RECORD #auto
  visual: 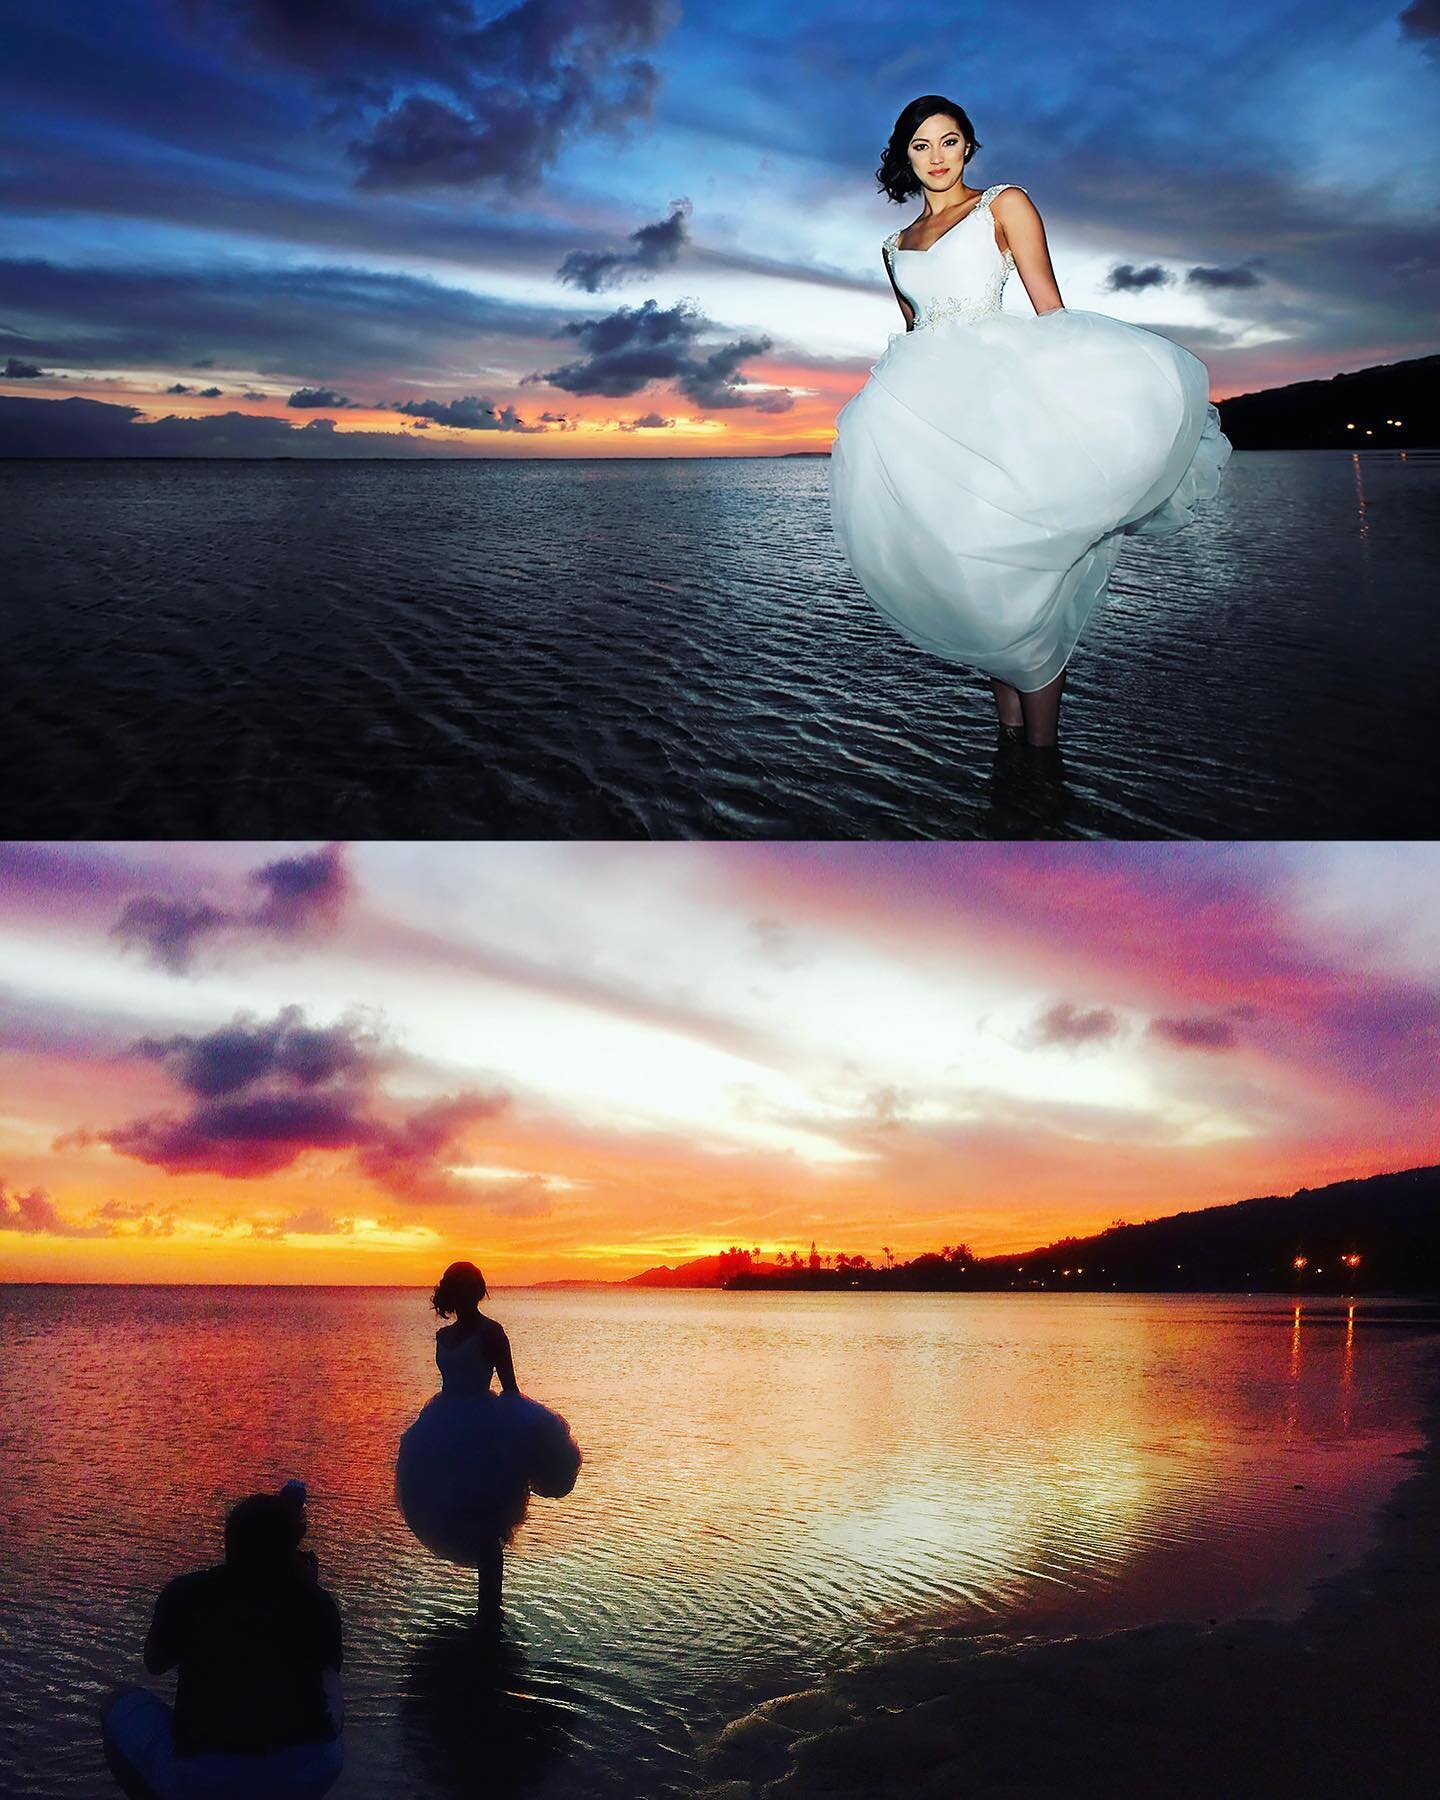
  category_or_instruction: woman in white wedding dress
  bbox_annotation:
[395,1261,581,1623]
[829,95,1231,749]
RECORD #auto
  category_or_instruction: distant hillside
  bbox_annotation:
[723,1166,1440,1295]
[973,1165,1440,1293]
[1216,354,1437,450]
[625,1250,784,1288]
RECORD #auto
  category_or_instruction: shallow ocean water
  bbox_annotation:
[0,1285,1433,1799]
[2,451,1436,838]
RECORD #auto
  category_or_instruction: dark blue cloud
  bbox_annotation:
[1107,264,1171,292]
[179,0,681,193]
[531,296,794,412]
[1399,0,1440,55]
[1186,264,1264,290]
[0,393,519,456]
[287,386,357,409]
[0,255,567,384]
[557,200,692,292]
[390,395,545,432]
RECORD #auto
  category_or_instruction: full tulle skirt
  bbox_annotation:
[828,307,1232,691]
[395,1391,581,1565]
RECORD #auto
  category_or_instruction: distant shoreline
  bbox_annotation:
[0,444,1435,462]
[2,439,1425,460]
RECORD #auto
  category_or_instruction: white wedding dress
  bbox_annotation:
[829,184,1232,691]
[394,1329,581,1565]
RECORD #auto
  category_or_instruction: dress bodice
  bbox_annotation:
[436,1329,497,1398]
[883,184,1025,330]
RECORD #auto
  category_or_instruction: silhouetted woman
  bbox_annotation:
[395,1261,581,1625]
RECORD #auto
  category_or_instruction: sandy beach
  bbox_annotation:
[702,1344,1440,1800]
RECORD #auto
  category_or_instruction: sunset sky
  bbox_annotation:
[2,1,1437,457]
[2,839,1437,1284]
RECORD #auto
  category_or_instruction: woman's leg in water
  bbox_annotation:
[1018,668,1066,749]
[989,677,1024,732]
[477,1539,503,1626]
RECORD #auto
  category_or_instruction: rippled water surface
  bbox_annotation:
[2,452,1436,837]
[1,1286,1433,1799]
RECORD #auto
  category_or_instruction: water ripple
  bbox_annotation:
[2,452,1437,837]
[0,1287,1431,1798]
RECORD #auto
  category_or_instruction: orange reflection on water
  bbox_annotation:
[1,1285,1432,1766]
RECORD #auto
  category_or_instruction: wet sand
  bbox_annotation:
[702,1346,1440,1800]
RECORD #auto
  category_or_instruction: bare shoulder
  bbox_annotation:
[990,185,1038,217]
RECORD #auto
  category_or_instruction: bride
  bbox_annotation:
[829,94,1231,749]
[395,1262,581,1624]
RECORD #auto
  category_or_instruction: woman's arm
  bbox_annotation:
[993,190,1064,315]
[492,1322,519,1394]
[884,250,916,331]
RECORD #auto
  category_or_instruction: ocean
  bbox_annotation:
[1,1284,1433,1798]
[2,451,1436,839]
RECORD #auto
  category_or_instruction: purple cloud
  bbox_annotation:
[1029,1001,1123,1047]
[1147,1015,1239,1051]
[99,1003,509,1196]
[249,844,352,933]
[105,1089,382,1178]
[133,1006,384,1099]
[112,843,351,973]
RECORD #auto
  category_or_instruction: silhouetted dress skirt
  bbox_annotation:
[396,1388,581,1565]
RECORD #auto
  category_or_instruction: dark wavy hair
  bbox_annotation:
[432,1260,487,1315]
[876,95,982,203]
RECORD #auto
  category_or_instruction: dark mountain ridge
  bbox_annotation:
[1215,353,1436,450]
[713,1166,1440,1295]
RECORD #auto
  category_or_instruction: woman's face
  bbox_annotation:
[907,113,968,193]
